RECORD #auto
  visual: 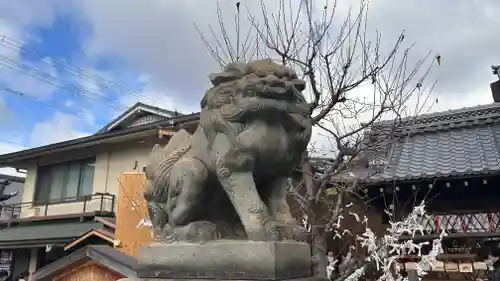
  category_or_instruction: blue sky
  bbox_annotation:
[0,0,499,159]
[0,11,146,150]
[0,1,225,156]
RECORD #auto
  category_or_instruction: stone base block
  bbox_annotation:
[137,240,313,280]
[122,277,330,281]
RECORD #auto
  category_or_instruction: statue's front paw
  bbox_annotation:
[156,224,178,243]
[290,225,309,241]
[265,221,307,241]
[153,227,163,241]
[264,221,290,241]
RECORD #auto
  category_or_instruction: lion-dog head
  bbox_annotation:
[200,59,312,152]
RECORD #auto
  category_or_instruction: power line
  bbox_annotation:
[0,54,129,111]
[0,88,74,150]
[2,87,94,129]
[0,139,29,149]
[0,35,163,106]
[2,87,66,111]
[0,88,96,151]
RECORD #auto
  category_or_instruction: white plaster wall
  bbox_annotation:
[18,139,162,218]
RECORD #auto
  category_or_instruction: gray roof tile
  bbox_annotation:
[344,103,500,183]
[0,221,103,246]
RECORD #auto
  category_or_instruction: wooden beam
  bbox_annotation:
[401,231,500,241]
[64,230,115,251]
[0,212,100,226]
[94,217,116,229]
[401,261,489,272]
[157,128,174,139]
[400,253,477,261]
[32,246,137,281]
[116,173,152,257]
[53,260,95,281]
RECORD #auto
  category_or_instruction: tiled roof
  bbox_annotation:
[369,102,500,137]
[0,221,103,248]
[347,102,500,183]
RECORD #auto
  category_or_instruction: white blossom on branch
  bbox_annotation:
[337,202,445,281]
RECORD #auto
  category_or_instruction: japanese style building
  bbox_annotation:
[342,75,500,280]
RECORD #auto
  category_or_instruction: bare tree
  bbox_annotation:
[195,0,441,279]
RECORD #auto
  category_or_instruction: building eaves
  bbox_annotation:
[63,227,116,251]
[0,173,25,183]
[94,216,116,229]
[340,102,500,184]
[0,112,200,165]
[369,102,500,135]
[0,221,104,248]
[96,102,181,134]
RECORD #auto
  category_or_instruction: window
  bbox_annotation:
[34,158,95,203]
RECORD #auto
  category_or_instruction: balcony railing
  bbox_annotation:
[0,193,115,221]
[420,212,500,235]
[396,212,500,257]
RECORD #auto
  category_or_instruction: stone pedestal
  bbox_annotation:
[134,240,323,281]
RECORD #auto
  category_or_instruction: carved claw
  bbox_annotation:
[265,219,309,241]
[265,221,281,241]
[263,221,296,241]
[153,227,163,241]
[159,224,176,243]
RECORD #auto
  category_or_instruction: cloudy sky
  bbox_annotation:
[0,0,499,159]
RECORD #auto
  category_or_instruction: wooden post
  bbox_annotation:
[115,172,152,257]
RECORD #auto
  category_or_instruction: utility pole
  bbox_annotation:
[492,65,500,80]
[0,179,18,202]
[491,65,500,102]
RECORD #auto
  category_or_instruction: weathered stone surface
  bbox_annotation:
[144,59,313,243]
[137,241,312,280]
[124,278,327,281]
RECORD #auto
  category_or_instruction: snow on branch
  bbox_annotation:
[335,202,446,281]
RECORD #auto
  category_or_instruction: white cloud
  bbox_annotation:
[0,1,58,31]
[117,82,200,117]
[0,1,61,68]
[0,167,26,177]
[70,0,306,104]
[64,100,74,108]
[0,0,498,160]
[0,57,60,100]
[0,139,28,177]
[70,0,499,159]
[66,66,113,96]
[430,88,494,113]
[0,98,12,124]
[0,1,107,153]
[29,110,96,146]
[0,0,59,61]
[70,0,500,105]
[0,0,67,133]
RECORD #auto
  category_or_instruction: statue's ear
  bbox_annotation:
[208,72,235,86]
[292,79,306,92]
[209,62,245,86]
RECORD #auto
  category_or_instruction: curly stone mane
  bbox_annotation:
[199,59,312,145]
[143,60,314,243]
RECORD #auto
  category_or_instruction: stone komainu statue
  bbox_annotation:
[144,59,312,243]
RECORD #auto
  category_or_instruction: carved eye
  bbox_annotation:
[292,79,306,92]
